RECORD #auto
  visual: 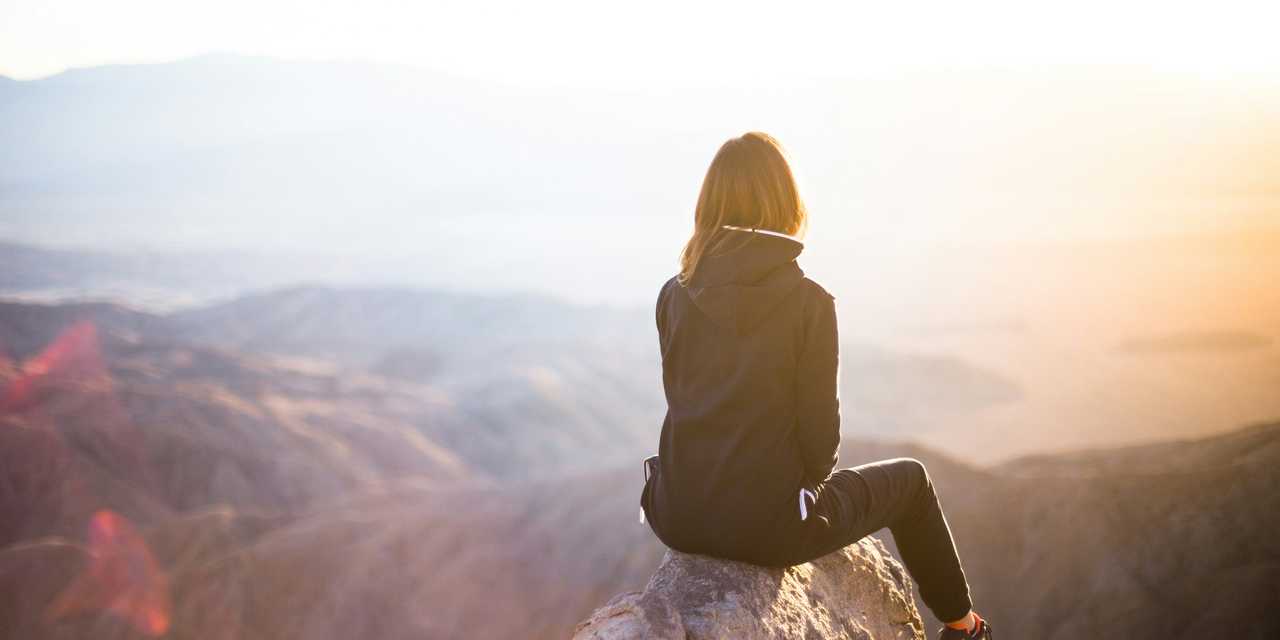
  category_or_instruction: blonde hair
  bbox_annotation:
[678,132,808,286]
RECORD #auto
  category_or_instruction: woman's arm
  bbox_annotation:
[795,288,841,486]
[656,277,675,353]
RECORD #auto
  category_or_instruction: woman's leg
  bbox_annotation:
[806,457,973,624]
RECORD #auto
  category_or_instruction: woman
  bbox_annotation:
[639,132,991,640]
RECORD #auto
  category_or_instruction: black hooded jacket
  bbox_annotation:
[641,227,841,566]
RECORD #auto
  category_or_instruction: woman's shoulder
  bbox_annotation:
[799,276,836,302]
[657,275,680,302]
[655,275,681,316]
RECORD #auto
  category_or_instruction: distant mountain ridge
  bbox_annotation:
[4,55,1278,258]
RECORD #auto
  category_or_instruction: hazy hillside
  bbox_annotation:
[167,285,650,367]
[0,290,1045,473]
[0,296,661,504]
[4,383,1275,638]
[2,293,1278,638]
[0,308,476,548]
[964,423,1280,639]
[0,469,664,640]
[6,247,1280,461]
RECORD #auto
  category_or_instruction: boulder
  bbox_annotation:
[573,537,925,640]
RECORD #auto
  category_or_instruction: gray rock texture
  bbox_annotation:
[573,537,925,640]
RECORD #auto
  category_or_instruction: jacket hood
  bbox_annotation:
[685,229,806,335]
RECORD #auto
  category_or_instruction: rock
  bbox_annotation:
[572,537,925,640]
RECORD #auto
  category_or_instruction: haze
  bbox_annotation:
[2,58,1278,294]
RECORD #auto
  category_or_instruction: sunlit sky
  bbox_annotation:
[3,0,1279,306]
[3,1,1280,86]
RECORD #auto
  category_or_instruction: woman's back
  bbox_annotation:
[642,227,841,566]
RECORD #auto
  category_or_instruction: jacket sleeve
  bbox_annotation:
[655,277,674,353]
[795,288,841,486]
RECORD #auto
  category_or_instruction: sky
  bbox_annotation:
[3,1,1280,86]
[2,0,1279,308]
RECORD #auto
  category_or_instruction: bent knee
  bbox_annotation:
[893,457,933,491]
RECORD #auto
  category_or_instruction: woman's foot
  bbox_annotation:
[937,611,991,639]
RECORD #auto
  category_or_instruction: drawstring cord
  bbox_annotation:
[798,488,817,521]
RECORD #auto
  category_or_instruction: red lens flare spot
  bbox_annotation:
[1,321,106,413]
[47,510,172,636]
[23,320,102,377]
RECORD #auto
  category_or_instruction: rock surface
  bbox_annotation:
[573,537,925,640]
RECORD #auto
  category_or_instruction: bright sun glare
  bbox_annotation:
[3,1,1280,85]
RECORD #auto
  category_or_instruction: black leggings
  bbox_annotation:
[800,458,973,623]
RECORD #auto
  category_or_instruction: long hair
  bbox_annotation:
[678,131,808,286]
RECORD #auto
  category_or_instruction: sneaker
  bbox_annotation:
[937,617,992,640]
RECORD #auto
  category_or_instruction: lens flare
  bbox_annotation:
[0,321,105,412]
[1,323,170,634]
[47,510,172,636]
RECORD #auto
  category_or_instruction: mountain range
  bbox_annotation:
[1,291,1277,638]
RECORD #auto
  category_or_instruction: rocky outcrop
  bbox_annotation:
[573,537,925,640]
